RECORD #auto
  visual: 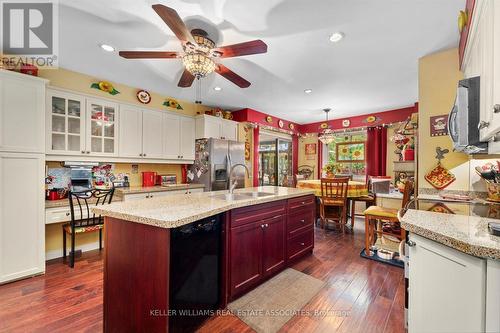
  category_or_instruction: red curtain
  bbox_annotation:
[366,126,387,179]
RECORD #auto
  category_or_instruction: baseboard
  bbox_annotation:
[45,241,101,261]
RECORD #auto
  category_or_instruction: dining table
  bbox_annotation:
[296,179,369,198]
[296,179,370,229]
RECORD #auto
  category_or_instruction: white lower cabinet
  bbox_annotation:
[408,234,486,333]
[0,153,45,284]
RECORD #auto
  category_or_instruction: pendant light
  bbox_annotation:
[318,108,335,144]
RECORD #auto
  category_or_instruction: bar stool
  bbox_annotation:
[363,180,413,256]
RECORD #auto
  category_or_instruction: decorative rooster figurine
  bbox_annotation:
[435,147,449,163]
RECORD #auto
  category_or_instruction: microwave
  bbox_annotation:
[448,76,487,154]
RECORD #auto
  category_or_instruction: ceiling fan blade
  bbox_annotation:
[214,40,267,58]
[119,51,180,59]
[215,64,251,88]
[178,69,195,88]
[152,4,195,43]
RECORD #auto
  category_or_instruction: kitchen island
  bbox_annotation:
[93,186,316,333]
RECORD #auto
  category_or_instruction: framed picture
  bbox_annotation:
[430,115,449,137]
[336,141,365,162]
[305,143,316,155]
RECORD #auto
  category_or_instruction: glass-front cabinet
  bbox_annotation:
[47,90,85,154]
[86,99,118,155]
[47,90,118,156]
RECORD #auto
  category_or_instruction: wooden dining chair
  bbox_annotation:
[363,179,413,256]
[64,188,115,267]
[319,177,350,233]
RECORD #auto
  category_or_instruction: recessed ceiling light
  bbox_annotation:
[304,89,312,94]
[214,86,222,91]
[100,44,115,52]
[329,32,345,43]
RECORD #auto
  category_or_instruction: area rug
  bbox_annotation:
[227,268,324,333]
[360,248,404,268]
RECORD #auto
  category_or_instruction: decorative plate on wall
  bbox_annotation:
[266,116,273,123]
[342,119,350,127]
[289,123,295,130]
[320,123,328,129]
[278,119,284,128]
[136,90,151,104]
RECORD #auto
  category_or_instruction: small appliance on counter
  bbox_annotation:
[64,161,98,191]
[112,176,130,188]
[46,188,68,200]
[157,174,177,186]
[142,171,157,187]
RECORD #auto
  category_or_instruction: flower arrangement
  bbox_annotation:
[90,81,120,95]
[322,164,337,177]
[163,98,183,110]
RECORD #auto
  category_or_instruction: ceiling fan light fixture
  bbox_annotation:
[182,53,216,78]
[329,32,345,43]
[214,86,222,91]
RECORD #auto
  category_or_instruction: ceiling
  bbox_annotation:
[59,0,465,124]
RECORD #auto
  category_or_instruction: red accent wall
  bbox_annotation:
[253,126,259,187]
[299,105,417,134]
[232,108,301,135]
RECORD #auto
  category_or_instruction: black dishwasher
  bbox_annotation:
[169,214,222,333]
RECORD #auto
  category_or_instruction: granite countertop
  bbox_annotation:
[92,186,315,229]
[376,191,403,199]
[401,209,500,260]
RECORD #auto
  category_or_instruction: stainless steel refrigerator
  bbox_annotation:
[187,138,246,191]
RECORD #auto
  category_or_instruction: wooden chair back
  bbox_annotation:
[297,165,314,180]
[320,177,350,202]
[68,188,115,230]
[401,179,414,208]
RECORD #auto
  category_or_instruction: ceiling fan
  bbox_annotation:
[119,4,267,89]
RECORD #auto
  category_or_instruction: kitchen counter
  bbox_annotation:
[401,209,500,260]
[45,196,122,209]
[113,183,205,197]
[92,186,315,229]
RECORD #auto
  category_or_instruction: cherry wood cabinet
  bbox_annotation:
[227,195,314,300]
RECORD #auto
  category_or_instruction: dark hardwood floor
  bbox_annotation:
[0,220,405,333]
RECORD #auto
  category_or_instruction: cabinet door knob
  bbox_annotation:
[494,104,500,114]
[139,153,142,157]
[300,242,305,246]
[478,121,490,130]
[261,224,265,229]
[86,151,90,154]
[81,150,85,154]
[144,153,146,157]
[300,219,305,223]
[66,212,70,216]
[301,201,305,205]
[407,240,416,247]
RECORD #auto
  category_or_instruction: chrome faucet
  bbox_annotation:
[229,163,249,194]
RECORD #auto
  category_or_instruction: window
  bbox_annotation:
[326,132,367,177]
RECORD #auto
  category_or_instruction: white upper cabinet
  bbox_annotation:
[463,0,500,141]
[142,110,164,159]
[163,113,180,159]
[86,98,119,156]
[0,70,47,153]
[179,117,196,160]
[46,90,86,155]
[118,105,143,158]
[45,88,196,162]
[195,114,238,140]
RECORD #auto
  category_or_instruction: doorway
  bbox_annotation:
[258,131,293,187]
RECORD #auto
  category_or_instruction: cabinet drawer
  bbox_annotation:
[288,195,315,213]
[287,227,314,261]
[231,200,286,228]
[287,209,314,237]
[45,207,87,224]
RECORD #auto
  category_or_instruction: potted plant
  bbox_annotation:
[322,164,336,178]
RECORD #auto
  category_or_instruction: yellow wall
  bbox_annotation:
[298,134,319,179]
[39,67,211,117]
[418,48,469,191]
[418,48,500,192]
